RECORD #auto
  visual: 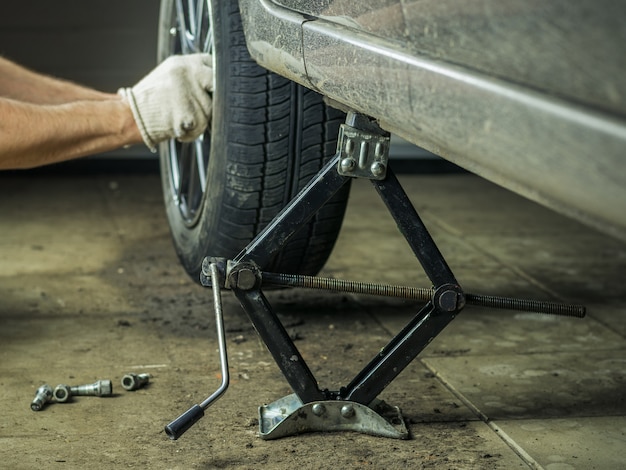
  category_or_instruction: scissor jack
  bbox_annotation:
[165,112,585,440]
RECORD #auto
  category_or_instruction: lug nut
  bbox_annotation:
[70,379,113,397]
[53,384,72,403]
[121,373,150,391]
[31,384,53,411]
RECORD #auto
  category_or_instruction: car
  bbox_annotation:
[158,0,626,281]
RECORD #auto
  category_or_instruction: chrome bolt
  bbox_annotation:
[53,384,72,403]
[311,403,326,416]
[340,158,356,173]
[340,404,355,418]
[370,161,386,178]
[70,379,113,397]
[31,384,53,411]
[121,373,150,391]
[169,27,177,37]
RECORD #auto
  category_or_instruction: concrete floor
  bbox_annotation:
[0,169,624,469]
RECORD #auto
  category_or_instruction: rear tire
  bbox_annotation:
[157,0,349,281]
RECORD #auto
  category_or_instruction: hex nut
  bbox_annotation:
[121,373,150,391]
[97,379,113,396]
[53,384,72,403]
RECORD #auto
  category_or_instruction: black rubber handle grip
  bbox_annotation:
[164,404,205,440]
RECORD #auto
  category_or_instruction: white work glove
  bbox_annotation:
[119,53,213,152]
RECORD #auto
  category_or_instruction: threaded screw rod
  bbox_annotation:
[465,293,584,317]
[261,272,585,318]
[263,271,433,300]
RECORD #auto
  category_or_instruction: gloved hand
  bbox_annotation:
[119,53,213,152]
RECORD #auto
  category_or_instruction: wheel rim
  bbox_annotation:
[167,0,214,227]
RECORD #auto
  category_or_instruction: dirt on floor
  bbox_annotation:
[2,172,625,469]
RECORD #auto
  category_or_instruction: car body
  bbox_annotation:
[238,0,626,241]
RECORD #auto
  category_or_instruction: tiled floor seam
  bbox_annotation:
[420,359,545,470]
[354,292,542,468]
[422,211,625,338]
[422,210,576,305]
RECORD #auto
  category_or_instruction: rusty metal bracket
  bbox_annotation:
[259,393,408,440]
[336,117,390,180]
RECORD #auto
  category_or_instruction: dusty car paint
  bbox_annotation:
[278,0,626,116]
[238,0,626,241]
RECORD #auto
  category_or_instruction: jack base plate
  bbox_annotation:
[258,393,409,440]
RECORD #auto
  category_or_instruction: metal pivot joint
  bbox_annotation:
[167,112,585,440]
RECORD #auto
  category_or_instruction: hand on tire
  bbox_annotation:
[120,53,213,151]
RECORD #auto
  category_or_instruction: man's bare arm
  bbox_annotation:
[0,54,213,169]
[0,56,113,104]
[0,96,143,169]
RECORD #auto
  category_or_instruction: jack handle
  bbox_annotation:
[165,262,230,440]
